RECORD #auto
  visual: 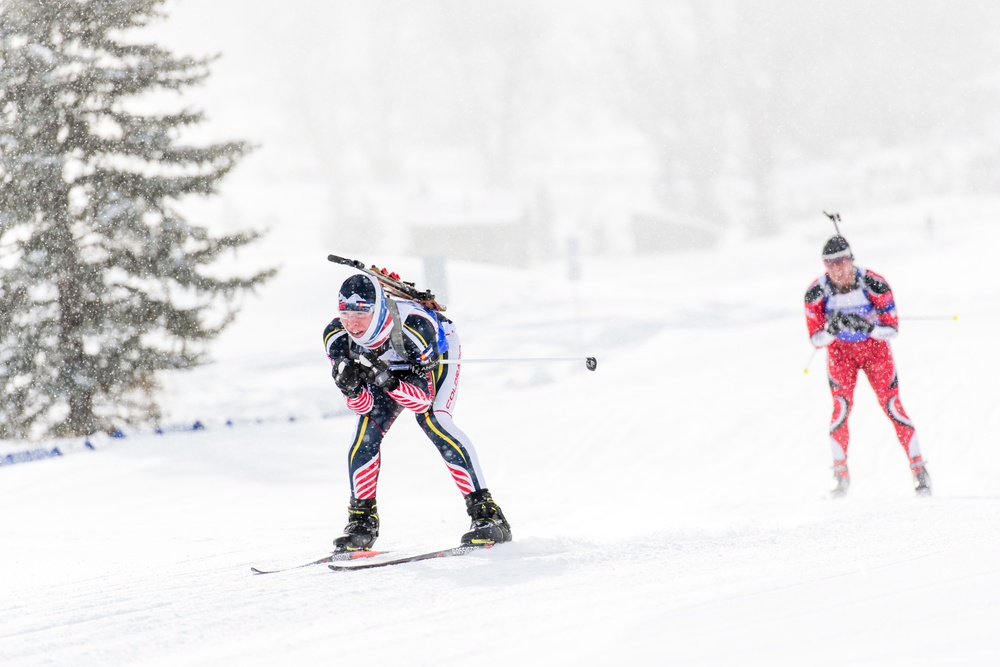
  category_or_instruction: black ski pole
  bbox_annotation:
[388,357,598,372]
[438,356,598,371]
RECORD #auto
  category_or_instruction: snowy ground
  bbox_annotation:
[2,209,999,666]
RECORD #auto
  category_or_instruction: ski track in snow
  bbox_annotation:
[3,219,1000,666]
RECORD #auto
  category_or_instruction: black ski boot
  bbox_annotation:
[911,457,932,497]
[333,497,379,552]
[461,489,512,546]
[830,463,850,498]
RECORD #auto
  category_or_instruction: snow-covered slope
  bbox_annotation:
[2,213,999,666]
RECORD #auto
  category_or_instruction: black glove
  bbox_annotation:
[825,311,848,335]
[842,313,875,334]
[357,354,400,392]
[332,358,364,398]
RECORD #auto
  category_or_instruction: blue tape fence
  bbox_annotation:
[0,407,350,469]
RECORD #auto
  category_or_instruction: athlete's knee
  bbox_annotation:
[415,409,433,430]
[831,393,851,413]
[883,393,915,426]
[830,395,851,430]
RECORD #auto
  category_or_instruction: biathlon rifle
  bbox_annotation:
[327,254,446,312]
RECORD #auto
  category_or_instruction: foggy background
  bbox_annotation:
[6,5,1000,663]
[150,0,1000,270]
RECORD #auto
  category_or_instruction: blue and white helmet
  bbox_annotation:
[338,274,394,349]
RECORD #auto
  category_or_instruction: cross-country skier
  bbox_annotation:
[804,235,932,497]
[323,273,513,551]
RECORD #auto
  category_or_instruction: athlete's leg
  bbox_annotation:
[827,342,861,469]
[862,340,922,460]
[345,390,403,499]
[417,325,511,543]
[416,326,489,495]
[334,390,403,551]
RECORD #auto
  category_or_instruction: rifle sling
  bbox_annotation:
[383,296,410,361]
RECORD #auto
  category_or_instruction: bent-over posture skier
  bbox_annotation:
[804,235,931,497]
[324,273,512,550]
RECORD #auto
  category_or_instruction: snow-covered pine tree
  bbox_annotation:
[0,0,274,439]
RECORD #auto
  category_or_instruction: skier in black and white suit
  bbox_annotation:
[323,273,512,551]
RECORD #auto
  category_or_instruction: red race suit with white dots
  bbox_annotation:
[804,267,923,469]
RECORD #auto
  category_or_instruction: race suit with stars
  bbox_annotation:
[324,300,487,501]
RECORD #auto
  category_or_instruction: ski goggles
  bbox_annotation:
[338,297,373,312]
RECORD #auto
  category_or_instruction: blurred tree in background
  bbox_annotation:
[260,0,1000,254]
[0,0,274,439]
[607,0,1000,235]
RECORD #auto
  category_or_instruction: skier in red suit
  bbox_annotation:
[804,235,931,497]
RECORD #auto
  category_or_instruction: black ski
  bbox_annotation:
[251,549,383,575]
[328,545,490,571]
